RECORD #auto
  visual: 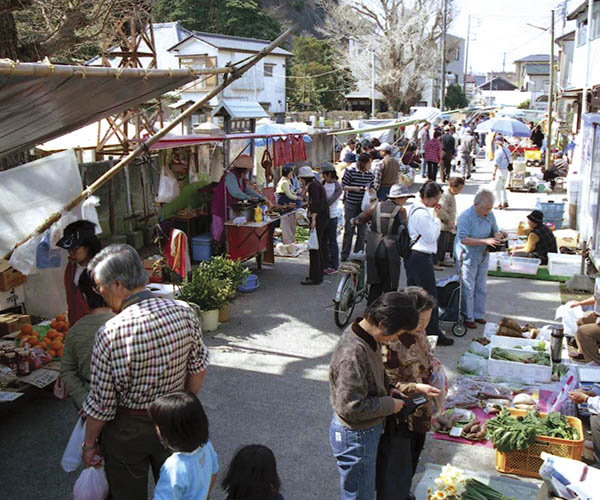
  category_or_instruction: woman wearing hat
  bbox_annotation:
[512,210,557,265]
[321,163,343,274]
[57,220,102,326]
[353,183,414,305]
[210,155,270,242]
[298,166,329,285]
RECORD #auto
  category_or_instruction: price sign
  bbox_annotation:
[0,391,23,402]
[19,369,58,388]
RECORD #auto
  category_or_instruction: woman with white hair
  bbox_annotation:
[492,136,511,210]
[455,189,505,329]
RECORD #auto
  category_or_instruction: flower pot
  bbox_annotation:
[218,303,230,323]
[201,309,219,332]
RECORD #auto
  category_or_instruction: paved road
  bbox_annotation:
[0,156,563,499]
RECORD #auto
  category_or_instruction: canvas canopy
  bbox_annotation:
[0,61,198,159]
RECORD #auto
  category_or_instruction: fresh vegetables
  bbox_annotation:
[491,347,551,366]
[432,412,456,433]
[533,340,547,352]
[511,393,537,411]
[461,420,488,441]
[427,465,516,500]
[463,479,516,500]
[487,408,579,452]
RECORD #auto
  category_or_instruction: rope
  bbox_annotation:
[114,67,124,80]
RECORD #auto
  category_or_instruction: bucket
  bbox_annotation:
[201,309,219,332]
[219,303,230,323]
[238,274,259,293]
[191,234,212,262]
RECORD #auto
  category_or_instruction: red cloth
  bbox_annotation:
[210,170,249,241]
[292,135,307,162]
[64,261,90,326]
[282,137,293,164]
[273,139,285,167]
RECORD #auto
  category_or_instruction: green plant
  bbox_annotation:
[200,256,250,301]
[179,270,229,311]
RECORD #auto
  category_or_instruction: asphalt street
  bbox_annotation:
[0,156,566,499]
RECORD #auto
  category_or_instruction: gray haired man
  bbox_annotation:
[81,244,209,500]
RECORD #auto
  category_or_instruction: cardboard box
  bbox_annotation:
[0,261,26,292]
[0,313,31,337]
[0,285,25,311]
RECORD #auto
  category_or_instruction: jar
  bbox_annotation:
[16,349,30,376]
[5,352,18,373]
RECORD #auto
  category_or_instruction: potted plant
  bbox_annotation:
[179,268,229,332]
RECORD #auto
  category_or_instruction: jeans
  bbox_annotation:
[102,412,171,500]
[460,253,489,322]
[405,251,440,336]
[376,420,412,500]
[420,156,427,177]
[330,415,383,500]
[377,186,391,201]
[325,216,340,270]
[426,161,439,181]
[461,153,472,178]
[495,168,509,205]
[342,203,366,261]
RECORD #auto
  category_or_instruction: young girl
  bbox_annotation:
[222,445,283,500]
[150,392,218,500]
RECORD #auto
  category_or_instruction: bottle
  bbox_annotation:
[254,205,263,223]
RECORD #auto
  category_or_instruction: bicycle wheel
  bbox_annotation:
[334,274,357,328]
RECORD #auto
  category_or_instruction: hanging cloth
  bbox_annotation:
[292,135,307,162]
[273,138,285,167]
[165,229,191,278]
[282,137,293,164]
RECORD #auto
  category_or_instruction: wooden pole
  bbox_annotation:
[3,27,295,260]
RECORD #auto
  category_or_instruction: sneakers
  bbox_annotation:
[437,334,454,346]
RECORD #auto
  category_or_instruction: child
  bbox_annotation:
[150,392,218,500]
[222,445,283,500]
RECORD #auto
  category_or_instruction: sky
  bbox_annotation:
[449,0,578,74]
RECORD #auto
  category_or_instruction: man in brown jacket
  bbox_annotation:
[373,142,400,200]
[329,292,419,500]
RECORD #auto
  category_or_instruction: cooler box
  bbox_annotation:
[547,253,581,277]
[191,234,212,262]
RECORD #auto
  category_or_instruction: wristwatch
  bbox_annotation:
[81,441,97,451]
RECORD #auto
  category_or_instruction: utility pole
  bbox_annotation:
[546,9,555,173]
[463,14,471,93]
[502,52,506,73]
[371,50,376,118]
[440,0,448,111]
[583,0,594,114]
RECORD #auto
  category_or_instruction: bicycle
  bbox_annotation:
[333,252,369,328]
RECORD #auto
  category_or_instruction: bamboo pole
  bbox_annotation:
[3,27,295,260]
[0,61,234,78]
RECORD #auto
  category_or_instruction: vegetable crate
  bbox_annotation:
[488,346,552,384]
[495,408,584,478]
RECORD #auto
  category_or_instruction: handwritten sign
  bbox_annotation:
[0,391,23,402]
[19,369,58,388]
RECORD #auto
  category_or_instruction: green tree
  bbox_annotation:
[152,0,281,40]
[445,84,469,110]
[518,99,531,109]
[287,35,354,111]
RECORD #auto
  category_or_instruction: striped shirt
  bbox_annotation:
[83,297,209,421]
[342,164,374,205]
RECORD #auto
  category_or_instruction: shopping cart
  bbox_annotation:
[436,257,467,337]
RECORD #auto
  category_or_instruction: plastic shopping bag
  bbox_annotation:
[307,229,319,250]
[155,166,180,203]
[361,188,372,212]
[73,467,109,500]
[429,357,448,417]
[555,302,584,336]
[548,367,579,413]
[61,417,86,472]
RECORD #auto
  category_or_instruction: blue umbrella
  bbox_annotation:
[475,117,531,137]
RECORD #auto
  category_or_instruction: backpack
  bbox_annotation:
[394,206,425,259]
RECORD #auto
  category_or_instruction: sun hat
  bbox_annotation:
[375,142,393,152]
[56,220,97,250]
[527,210,544,224]
[297,166,315,179]
[388,183,416,199]
[232,155,253,169]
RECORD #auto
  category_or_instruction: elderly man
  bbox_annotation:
[459,128,477,179]
[81,244,209,500]
[373,142,400,200]
[456,189,505,329]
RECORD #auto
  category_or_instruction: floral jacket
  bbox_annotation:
[382,332,433,433]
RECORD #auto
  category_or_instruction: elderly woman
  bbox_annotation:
[512,209,557,265]
[377,287,442,500]
[456,189,505,329]
[60,272,114,409]
[329,292,419,500]
[434,176,465,269]
[276,166,301,246]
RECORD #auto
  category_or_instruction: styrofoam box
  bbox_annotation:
[488,344,553,383]
[500,256,542,275]
[547,252,582,277]
[490,335,550,353]
[483,322,499,338]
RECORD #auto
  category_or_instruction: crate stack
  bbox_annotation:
[536,199,565,230]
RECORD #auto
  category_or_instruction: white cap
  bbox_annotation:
[375,142,393,152]
[297,166,315,178]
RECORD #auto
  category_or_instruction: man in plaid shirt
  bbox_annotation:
[81,244,208,500]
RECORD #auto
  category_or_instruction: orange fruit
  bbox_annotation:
[47,330,59,339]
[56,314,66,322]
[48,349,57,358]
[57,348,63,358]
[50,340,63,351]
[39,341,48,350]
[50,320,58,330]
[21,324,33,335]
[26,337,39,346]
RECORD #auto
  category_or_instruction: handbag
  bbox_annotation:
[502,148,513,172]
[307,229,319,250]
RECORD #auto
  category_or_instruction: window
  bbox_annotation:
[454,47,460,61]
[577,19,588,46]
[593,7,600,40]
[179,56,217,89]
[264,63,275,78]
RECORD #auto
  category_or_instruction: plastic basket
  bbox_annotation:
[536,200,565,217]
[495,408,584,478]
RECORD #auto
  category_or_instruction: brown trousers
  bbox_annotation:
[575,312,600,365]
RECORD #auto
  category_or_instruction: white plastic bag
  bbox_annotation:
[61,417,86,472]
[73,467,109,500]
[155,166,180,203]
[457,352,488,377]
[548,367,579,413]
[555,302,584,336]
[467,341,490,358]
[307,229,319,250]
[429,357,448,417]
[361,188,372,212]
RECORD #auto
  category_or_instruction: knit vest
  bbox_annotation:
[380,156,400,186]
[532,224,558,264]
